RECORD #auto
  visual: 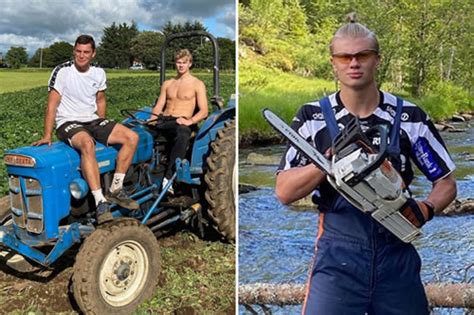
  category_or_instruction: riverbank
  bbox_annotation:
[240,114,474,147]
[239,61,473,146]
[239,112,474,147]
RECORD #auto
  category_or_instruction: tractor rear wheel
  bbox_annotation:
[72,218,160,315]
[204,120,236,242]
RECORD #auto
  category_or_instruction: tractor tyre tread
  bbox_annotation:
[204,120,236,242]
[72,218,160,315]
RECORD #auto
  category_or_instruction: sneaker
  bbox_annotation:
[107,189,140,210]
[162,177,174,195]
[96,201,113,224]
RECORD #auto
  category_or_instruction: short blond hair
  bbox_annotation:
[329,12,379,54]
[175,49,193,63]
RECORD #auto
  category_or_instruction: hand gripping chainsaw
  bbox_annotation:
[263,109,420,243]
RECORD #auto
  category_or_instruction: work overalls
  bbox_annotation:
[302,97,429,315]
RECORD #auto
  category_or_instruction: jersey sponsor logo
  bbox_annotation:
[312,112,324,120]
[372,137,381,146]
[386,106,396,117]
[413,138,442,180]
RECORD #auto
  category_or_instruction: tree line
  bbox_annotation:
[2,21,235,71]
[239,0,472,99]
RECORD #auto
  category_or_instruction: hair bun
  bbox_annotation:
[347,12,357,23]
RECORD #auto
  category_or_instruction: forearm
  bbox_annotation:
[96,103,106,118]
[190,108,208,124]
[425,174,457,212]
[96,91,106,118]
[151,101,165,116]
[43,105,56,139]
[275,164,326,205]
[43,91,60,139]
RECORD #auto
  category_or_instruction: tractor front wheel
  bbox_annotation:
[72,218,160,314]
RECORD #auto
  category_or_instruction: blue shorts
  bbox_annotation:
[302,212,429,315]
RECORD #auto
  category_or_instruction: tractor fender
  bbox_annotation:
[190,106,235,172]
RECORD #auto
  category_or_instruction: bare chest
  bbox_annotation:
[167,81,196,101]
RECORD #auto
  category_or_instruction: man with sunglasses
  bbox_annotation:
[275,16,456,315]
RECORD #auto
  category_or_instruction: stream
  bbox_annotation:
[238,123,474,314]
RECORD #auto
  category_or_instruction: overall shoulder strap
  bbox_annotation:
[320,96,339,140]
[387,96,404,156]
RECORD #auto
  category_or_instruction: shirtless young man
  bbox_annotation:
[150,49,208,189]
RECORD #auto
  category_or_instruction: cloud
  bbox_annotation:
[217,9,236,38]
[0,0,234,55]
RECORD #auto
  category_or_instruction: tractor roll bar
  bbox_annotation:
[160,31,220,99]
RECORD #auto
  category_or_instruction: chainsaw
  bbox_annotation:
[263,108,420,243]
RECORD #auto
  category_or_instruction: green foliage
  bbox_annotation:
[137,233,235,314]
[418,95,455,122]
[418,82,473,120]
[162,21,208,68]
[240,0,473,97]
[96,22,139,69]
[240,0,473,144]
[5,47,28,69]
[130,31,164,69]
[239,60,334,143]
[0,72,235,195]
[217,37,236,70]
[239,0,319,75]
[29,42,73,67]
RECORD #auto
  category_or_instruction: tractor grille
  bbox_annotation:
[8,176,44,234]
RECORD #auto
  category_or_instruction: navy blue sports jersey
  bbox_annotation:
[278,91,455,192]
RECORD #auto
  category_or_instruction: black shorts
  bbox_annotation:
[56,118,117,146]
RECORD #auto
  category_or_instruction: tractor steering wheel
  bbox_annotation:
[120,109,161,126]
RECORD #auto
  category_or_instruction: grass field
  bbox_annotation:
[239,61,335,144]
[0,68,172,93]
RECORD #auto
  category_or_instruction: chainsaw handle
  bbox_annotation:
[352,124,389,182]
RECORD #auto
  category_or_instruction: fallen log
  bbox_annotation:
[437,198,474,216]
[239,283,474,309]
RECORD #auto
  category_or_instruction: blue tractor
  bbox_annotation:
[0,31,235,314]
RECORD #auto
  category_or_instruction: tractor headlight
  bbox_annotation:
[69,178,89,199]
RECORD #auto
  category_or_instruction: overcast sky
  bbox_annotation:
[0,0,235,55]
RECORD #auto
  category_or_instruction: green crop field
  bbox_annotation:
[0,68,172,93]
[0,72,235,195]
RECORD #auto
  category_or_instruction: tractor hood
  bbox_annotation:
[4,142,80,169]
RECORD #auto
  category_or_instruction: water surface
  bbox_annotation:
[239,126,474,314]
